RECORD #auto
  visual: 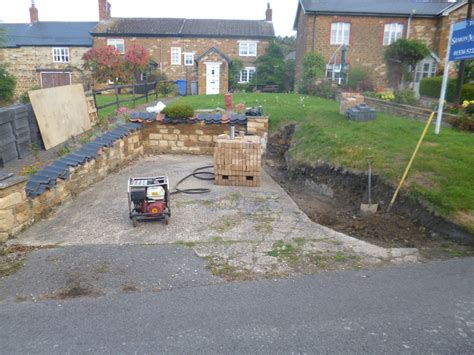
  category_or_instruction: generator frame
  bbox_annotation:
[127,176,171,227]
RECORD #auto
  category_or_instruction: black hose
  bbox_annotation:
[170,165,215,195]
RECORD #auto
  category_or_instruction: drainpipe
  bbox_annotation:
[407,9,415,39]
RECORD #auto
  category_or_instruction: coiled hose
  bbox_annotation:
[170,165,215,195]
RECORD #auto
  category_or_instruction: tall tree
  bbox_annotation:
[255,42,286,90]
[300,52,326,94]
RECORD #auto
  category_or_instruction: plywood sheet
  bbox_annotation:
[29,84,91,150]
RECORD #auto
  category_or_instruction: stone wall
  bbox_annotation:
[0,46,91,97]
[0,177,32,243]
[141,118,268,155]
[364,96,456,123]
[0,117,269,243]
[142,123,237,155]
[0,130,143,241]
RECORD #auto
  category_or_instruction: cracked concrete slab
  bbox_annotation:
[9,155,419,275]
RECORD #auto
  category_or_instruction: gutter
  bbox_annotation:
[302,11,440,19]
[89,32,275,40]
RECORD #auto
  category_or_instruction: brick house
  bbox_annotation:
[294,0,469,93]
[0,2,96,97]
[90,1,275,95]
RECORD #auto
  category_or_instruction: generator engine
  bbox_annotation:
[128,176,171,227]
[131,186,166,215]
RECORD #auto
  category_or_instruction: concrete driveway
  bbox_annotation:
[11,155,418,276]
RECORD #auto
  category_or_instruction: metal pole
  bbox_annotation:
[435,23,454,135]
[367,158,372,205]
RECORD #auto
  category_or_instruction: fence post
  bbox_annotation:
[155,81,158,100]
[92,89,98,110]
[145,85,149,103]
[132,83,136,108]
[115,86,119,111]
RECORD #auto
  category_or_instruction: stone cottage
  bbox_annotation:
[91,1,275,95]
[294,0,469,92]
[0,2,97,97]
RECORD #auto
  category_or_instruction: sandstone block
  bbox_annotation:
[149,133,162,140]
[150,140,159,146]
[0,232,8,243]
[159,128,169,134]
[15,203,32,225]
[178,135,189,140]
[163,134,178,140]
[195,130,204,135]
[0,192,23,209]
[159,141,169,147]
[173,129,181,134]
[199,135,212,142]
[0,210,15,233]
[188,135,198,142]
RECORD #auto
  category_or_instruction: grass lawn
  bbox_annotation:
[177,93,474,232]
[93,94,152,120]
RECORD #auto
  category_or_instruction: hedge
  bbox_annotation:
[419,76,474,102]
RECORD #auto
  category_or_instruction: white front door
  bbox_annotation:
[206,63,220,95]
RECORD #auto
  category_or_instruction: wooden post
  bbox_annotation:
[132,83,136,108]
[92,89,98,112]
[115,86,119,111]
[387,111,435,212]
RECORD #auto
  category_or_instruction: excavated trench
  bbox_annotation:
[265,124,474,259]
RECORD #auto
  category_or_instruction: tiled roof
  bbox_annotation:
[25,123,142,197]
[299,0,461,17]
[0,22,97,48]
[91,18,275,39]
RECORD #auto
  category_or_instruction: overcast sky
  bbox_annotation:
[0,0,298,37]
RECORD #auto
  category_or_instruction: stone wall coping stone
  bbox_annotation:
[0,176,27,190]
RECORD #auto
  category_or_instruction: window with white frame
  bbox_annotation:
[52,47,70,63]
[107,39,125,54]
[239,67,256,83]
[183,52,194,66]
[414,58,437,83]
[330,23,350,45]
[239,41,257,57]
[383,23,404,46]
[171,47,181,65]
[325,64,348,85]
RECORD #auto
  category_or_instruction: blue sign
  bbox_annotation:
[449,20,474,61]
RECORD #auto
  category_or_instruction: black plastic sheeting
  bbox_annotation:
[25,122,143,197]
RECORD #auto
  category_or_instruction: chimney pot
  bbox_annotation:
[265,3,272,22]
[29,0,39,24]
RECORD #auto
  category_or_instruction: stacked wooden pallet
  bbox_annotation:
[214,136,262,187]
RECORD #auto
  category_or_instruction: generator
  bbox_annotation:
[127,176,171,227]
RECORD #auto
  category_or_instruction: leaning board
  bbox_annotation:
[29,84,91,149]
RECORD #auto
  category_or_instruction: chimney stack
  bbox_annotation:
[265,3,272,22]
[98,0,112,21]
[29,0,39,24]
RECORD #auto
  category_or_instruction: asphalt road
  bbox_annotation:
[1,257,473,353]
